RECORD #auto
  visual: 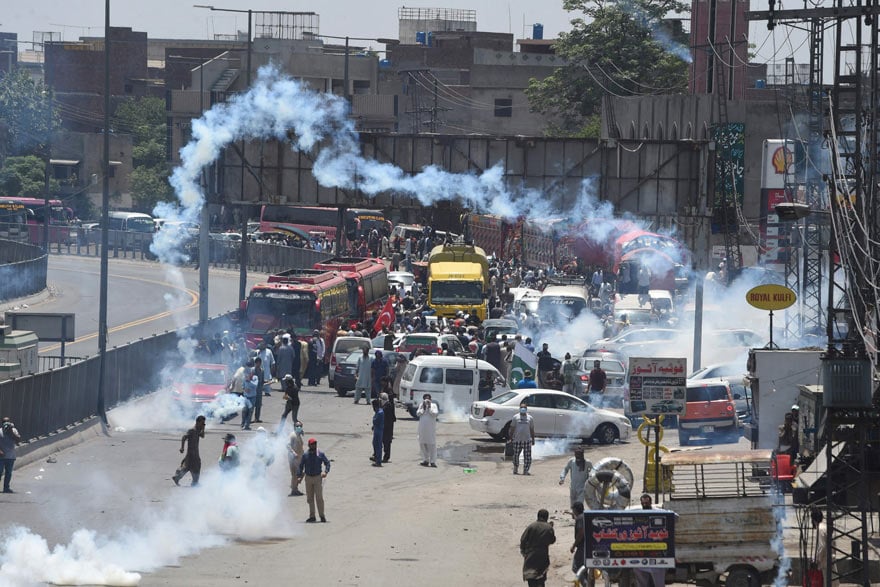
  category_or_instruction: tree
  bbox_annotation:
[526,0,689,136]
[0,155,59,197]
[0,69,58,156]
[112,97,173,212]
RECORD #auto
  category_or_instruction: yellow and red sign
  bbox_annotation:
[746,284,796,311]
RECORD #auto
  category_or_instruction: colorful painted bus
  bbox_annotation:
[2,197,76,245]
[242,269,349,353]
[0,200,30,243]
[259,205,391,243]
[312,257,389,328]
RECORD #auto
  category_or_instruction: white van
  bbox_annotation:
[536,284,590,324]
[108,211,155,233]
[329,336,372,387]
[399,355,509,419]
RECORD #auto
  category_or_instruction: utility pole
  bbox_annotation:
[97,0,111,426]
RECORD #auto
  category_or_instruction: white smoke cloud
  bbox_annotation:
[0,430,294,586]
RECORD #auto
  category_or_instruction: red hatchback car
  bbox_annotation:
[171,363,229,404]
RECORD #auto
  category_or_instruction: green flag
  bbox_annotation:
[509,342,537,387]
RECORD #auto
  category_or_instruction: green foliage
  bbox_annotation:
[526,0,689,135]
[0,69,59,156]
[112,97,173,213]
[0,155,59,197]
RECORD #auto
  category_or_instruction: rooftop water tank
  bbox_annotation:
[533,23,544,40]
[416,31,427,45]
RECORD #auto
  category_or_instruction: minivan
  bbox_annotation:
[108,211,155,233]
[679,378,740,445]
[329,336,372,387]
[399,355,509,419]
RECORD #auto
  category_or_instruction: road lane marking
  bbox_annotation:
[40,268,199,353]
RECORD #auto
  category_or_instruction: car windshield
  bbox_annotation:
[490,391,519,404]
[580,359,625,373]
[127,217,155,233]
[430,281,483,305]
[247,292,316,330]
[401,336,437,347]
[181,368,225,385]
[537,296,587,322]
[336,339,371,353]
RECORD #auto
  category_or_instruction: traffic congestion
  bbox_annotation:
[155,211,790,587]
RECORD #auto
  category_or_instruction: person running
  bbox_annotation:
[276,374,301,434]
[218,433,240,471]
[297,437,331,523]
[172,415,205,487]
[559,447,593,506]
[509,402,536,475]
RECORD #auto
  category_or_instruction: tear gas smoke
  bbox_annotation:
[770,505,792,587]
[0,427,294,586]
[531,437,572,460]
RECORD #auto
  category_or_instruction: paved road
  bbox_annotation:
[27,255,264,358]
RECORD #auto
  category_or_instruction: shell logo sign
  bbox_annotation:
[771,146,793,174]
[746,284,797,311]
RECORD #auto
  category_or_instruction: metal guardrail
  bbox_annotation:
[0,239,48,301]
[0,312,238,444]
[38,355,86,372]
[60,231,333,274]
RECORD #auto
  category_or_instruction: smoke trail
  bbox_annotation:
[617,0,693,64]
[770,503,792,586]
[0,431,293,586]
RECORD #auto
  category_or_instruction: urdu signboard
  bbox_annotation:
[627,357,687,417]
[584,510,677,569]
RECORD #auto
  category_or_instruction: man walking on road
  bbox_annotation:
[172,415,205,487]
[510,402,535,475]
[562,353,579,396]
[559,447,592,506]
[0,416,22,493]
[417,393,439,467]
[520,508,556,587]
[297,437,331,522]
[354,346,372,404]
[370,398,385,466]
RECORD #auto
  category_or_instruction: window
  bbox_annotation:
[551,395,577,410]
[494,98,512,117]
[419,367,444,384]
[446,368,474,386]
[526,393,556,409]
[402,363,417,382]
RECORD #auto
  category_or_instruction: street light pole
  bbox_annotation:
[42,94,51,252]
[97,0,111,425]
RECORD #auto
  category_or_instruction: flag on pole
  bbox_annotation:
[372,298,396,336]
[509,342,537,387]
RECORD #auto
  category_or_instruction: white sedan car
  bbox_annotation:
[469,389,632,445]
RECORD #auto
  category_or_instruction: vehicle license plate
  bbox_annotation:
[702,425,715,433]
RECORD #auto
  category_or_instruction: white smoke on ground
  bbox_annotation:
[770,503,792,587]
[531,437,572,460]
[0,432,294,586]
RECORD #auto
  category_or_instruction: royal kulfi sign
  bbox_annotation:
[746,284,796,311]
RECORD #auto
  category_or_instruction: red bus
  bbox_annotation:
[313,257,389,328]
[0,200,30,243]
[259,205,391,243]
[243,269,349,352]
[3,197,76,245]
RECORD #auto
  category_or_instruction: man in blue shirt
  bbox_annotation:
[518,369,538,389]
[370,398,385,466]
[297,437,331,522]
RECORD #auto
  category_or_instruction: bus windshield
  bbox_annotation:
[247,291,317,330]
[430,281,483,305]
[537,296,587,322]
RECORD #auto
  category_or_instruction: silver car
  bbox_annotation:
[575,356,627,407]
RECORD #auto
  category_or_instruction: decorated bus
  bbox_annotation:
[312,257,389,328]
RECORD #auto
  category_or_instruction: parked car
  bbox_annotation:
[575,356,627,406]
[469,389,632,444]
[679,378,741,445]
[170,363,228,405]
[397,333,466,357]
[688,361,745,380]
[371,332,404,350]
[329,336,372,387]
[399,355,507,418]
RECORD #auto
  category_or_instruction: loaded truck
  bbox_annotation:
[426,242,489,320]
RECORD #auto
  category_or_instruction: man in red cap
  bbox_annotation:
[297,437,331,522]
